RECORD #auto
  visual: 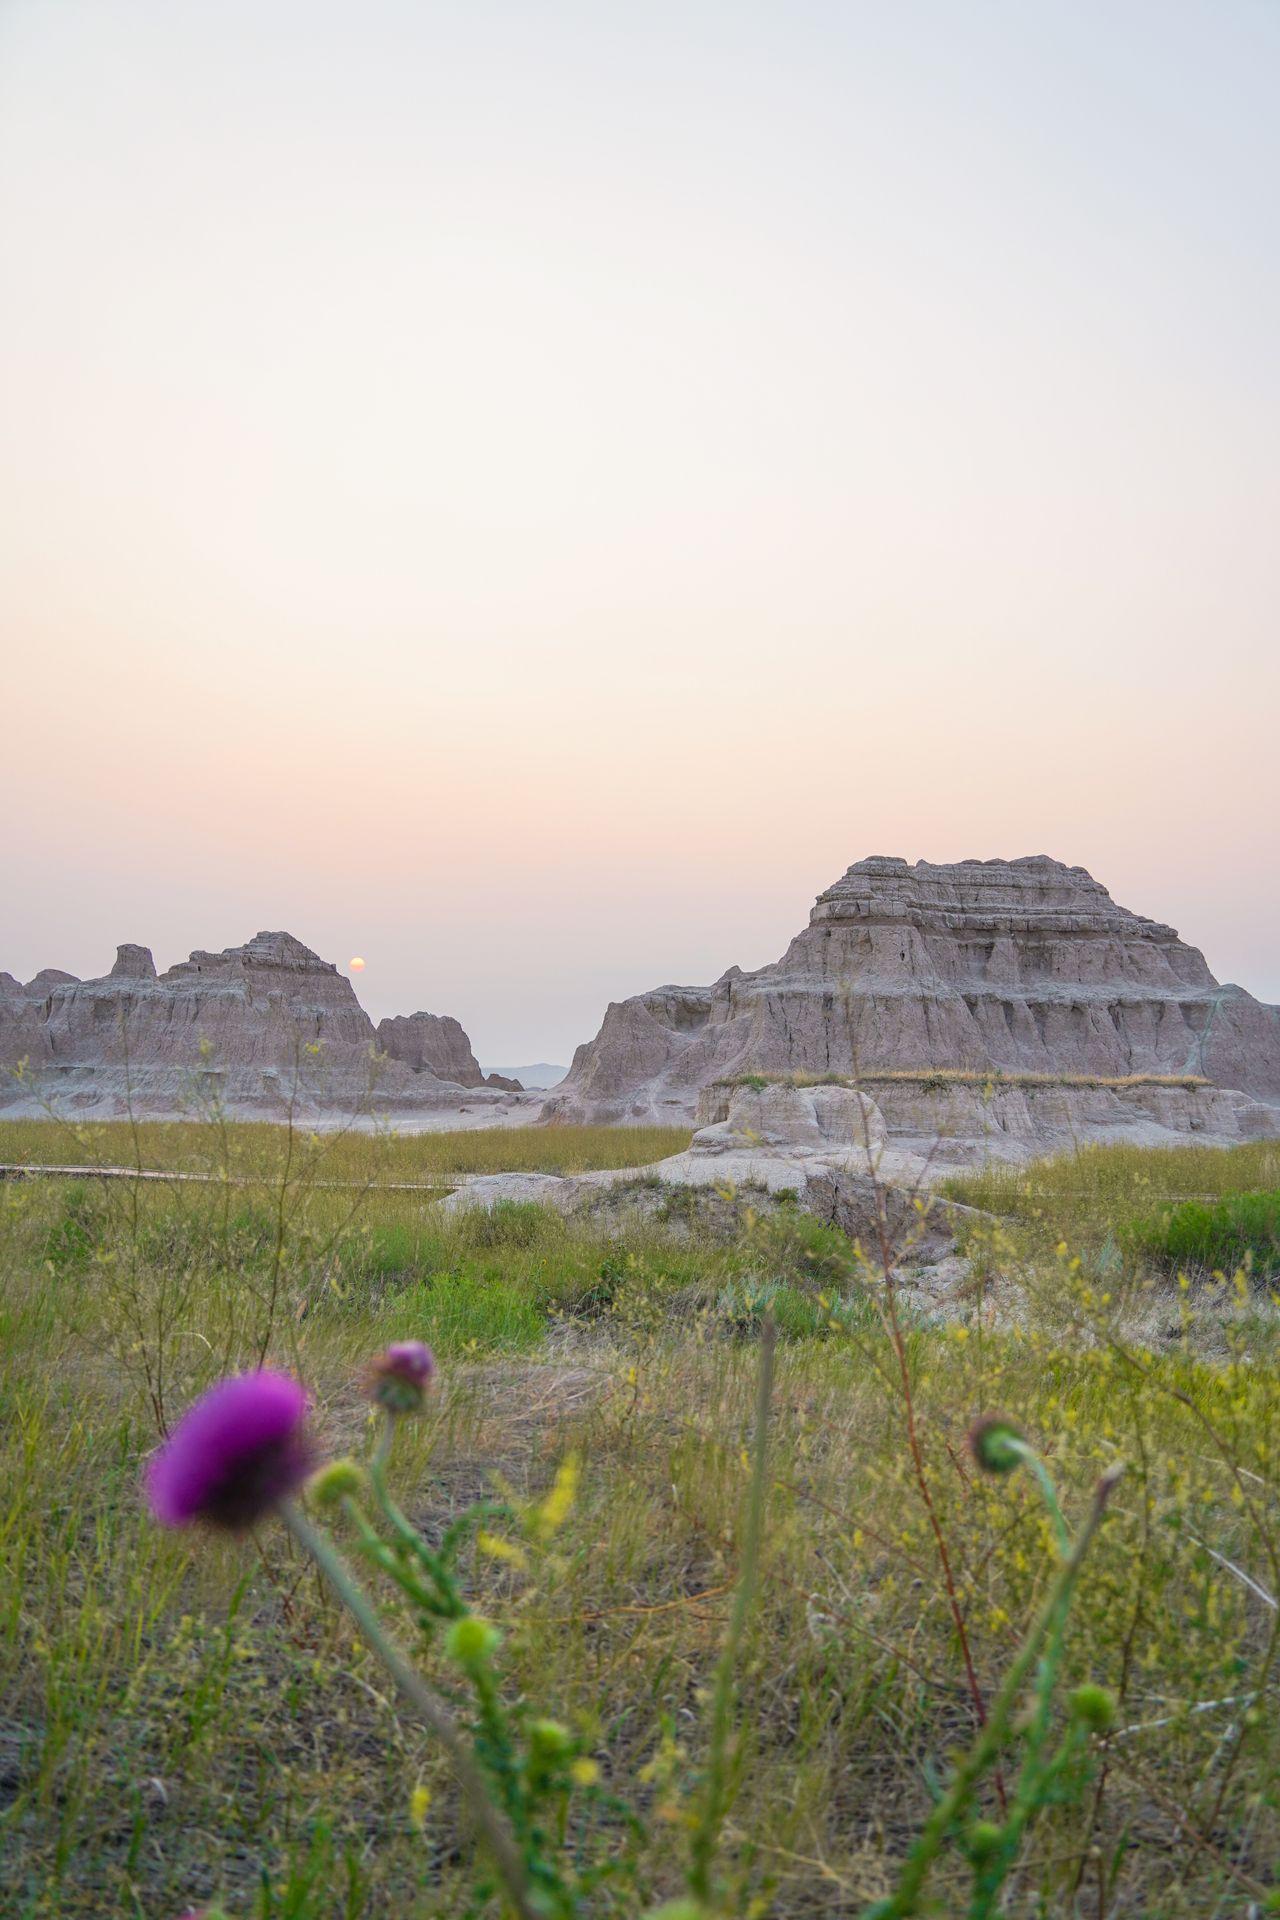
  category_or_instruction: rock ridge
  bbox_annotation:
[1,932,529,1122]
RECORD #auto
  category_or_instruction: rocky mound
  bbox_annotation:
[441,1082,974,1294]
[0,932,526,1122]
[544,856,1280,1153]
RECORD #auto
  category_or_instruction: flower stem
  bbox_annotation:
[280,1499,539,1920]
[689,1318,777,1905]
[369,1410,466,1613]
[863,1463,1123,1919]
[1011,1439,1070,1558]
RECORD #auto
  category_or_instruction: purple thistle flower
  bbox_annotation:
[365,1339,437,1414]
[145,1371,313,1530]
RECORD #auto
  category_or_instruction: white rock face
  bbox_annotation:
[0,932,528,1122]
[637,1082,896,1192]
[688,1081,886,1158]
[544,856,1280,1151]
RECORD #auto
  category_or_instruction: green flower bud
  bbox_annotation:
[528,1718,574,1758]
[968,1415,1026,1476]
[965,1820,1003,1863]
[308,1458,365,1506]
[1069,1684,1117,1731]
[444,1616,502,1668]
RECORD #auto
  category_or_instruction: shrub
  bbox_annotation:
[458,1201,563,1251]
[553,1250,629,1318]
[715,1278,863,1340]
[1122,1188,1280,1279]
[41,1182,102,1272]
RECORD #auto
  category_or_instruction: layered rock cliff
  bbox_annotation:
[543,857,1280,1147]
[0,932,522,1121]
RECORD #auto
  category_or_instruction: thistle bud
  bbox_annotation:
[443,1615,502,1669]
[308,1458,365,1507]
[528,1719,574,1759]
[968,1415,1026,1476]
[1068,1684,1117,1731]
[365,1341,437,1415]
[965,1820,1003,1863]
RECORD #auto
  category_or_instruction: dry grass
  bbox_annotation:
[719,1068,1210,1092]
[0,1117,690,1184]
[943,1137,1280,1231]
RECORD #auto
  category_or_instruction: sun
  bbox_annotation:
[349,956,366,973]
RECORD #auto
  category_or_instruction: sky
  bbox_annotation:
[2,0,1277,1064]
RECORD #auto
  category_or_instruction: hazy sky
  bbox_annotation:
[3,1,1277,1063]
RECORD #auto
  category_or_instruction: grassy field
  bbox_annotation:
[4,1125,1280,1915]
[944,1138,1280,1250]
[0,1118,692,1183]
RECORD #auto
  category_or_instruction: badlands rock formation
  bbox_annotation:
[544,856,1280,1159]
[376,1013,522,1091]
[0,932,529,1123]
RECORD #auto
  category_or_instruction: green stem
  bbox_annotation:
[1002,1438,1078,1809]
[280,1500,539,1920]
[339,1493,453,1618]
[369,1410,467,1615]
[965,1725,1087,1919]
[471,1657,528,1835]
[1011,1439,1070,1558]
[864,1464,1123,1920]
[688,1319,777,1906]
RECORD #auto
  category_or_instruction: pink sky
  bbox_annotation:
[3,3,1277,1062]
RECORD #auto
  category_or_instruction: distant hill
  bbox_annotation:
[484,1063,566,1090]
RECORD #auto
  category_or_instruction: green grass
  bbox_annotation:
[381,1270,547,1353]
[1120,1188,1280,1280]
[4,1129,1280,1915]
